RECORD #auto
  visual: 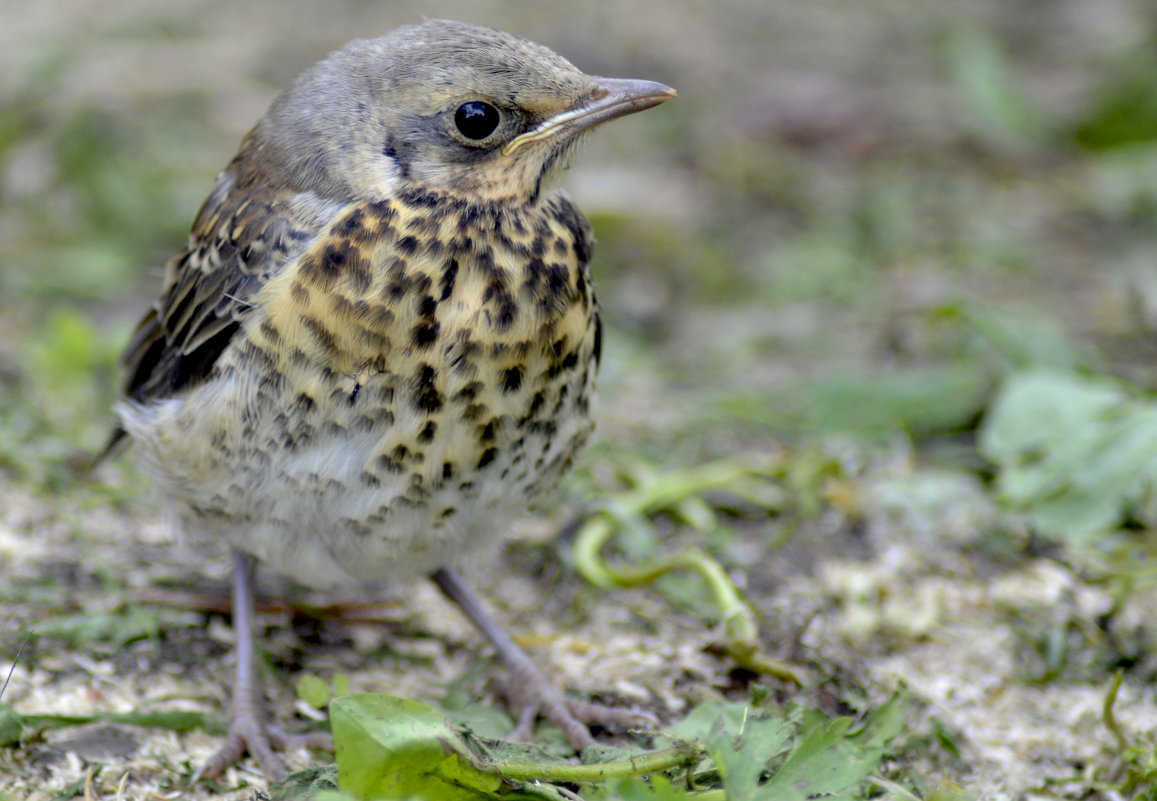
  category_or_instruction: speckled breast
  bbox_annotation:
[162,187,600,585]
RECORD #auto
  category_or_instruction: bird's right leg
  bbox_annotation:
[192,549,331,783]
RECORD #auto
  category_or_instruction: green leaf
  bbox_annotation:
[733,362,992,439]
[19,709,226,735]
[597,773,702,801]
[331,694,512,800]
[296,673,333,710]
[331,694,704,799]
[758,693,906,801]
[847,691,907,751]
[1072,39,1157,150]
[269,764,343,801]
[979,368,1157,543]
[943,24,1051,150]
[760,715,855,801]
[312,792,362,801]
[0,704,23,746]
[48,774,90,801]
[35,605,160,648]
[665,699,760,742]
[663,694,907,799]
[706,709,793,801]
[937,300,1092,372]
[931,717,963,761]
[330,691,908,800]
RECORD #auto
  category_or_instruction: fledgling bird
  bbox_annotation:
[112,19,675,781]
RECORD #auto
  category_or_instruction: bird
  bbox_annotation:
[110,19,675,782]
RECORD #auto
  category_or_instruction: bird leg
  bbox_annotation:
[193,549,332,784]
[430,567,654,750]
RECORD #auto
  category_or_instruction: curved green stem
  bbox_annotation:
[491,742,703,782]
[573,458,810,686]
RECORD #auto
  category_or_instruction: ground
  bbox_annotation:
[4,1,1157,799]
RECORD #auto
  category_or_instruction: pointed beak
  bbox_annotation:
[503,78,676,155]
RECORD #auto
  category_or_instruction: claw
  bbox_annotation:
[503,679,654,750]
[192,722,334,783]
[193,716,287,783]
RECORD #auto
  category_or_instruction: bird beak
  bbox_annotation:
[503,78,677,155]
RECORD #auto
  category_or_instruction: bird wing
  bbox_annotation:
[120,143,328,405]
[104,136,338,459]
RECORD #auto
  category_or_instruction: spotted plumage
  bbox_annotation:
[112,19,673,782]
[123,185,598,586]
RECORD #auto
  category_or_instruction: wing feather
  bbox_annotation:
[120,138,328,405]
[104,135,341,458]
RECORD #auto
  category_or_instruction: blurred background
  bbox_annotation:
[4,0,1157,472]
[6,0,1157,795]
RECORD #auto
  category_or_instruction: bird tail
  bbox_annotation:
[88,428,129,472]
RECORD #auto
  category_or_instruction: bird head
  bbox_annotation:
[253,19,676,204]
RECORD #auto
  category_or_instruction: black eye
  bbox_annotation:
[455,101,501,140]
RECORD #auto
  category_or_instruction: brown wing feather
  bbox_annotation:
[121,138,325,404]
[104,135,336,457]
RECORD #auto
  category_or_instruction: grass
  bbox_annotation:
[5,2,1157,799]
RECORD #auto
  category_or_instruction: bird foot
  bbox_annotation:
[192,708,334,784]
[496,665,657,751]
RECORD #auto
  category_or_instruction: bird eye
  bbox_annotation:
[454,100,501,141]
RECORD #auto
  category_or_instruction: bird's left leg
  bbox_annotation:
[430,567,655,750]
